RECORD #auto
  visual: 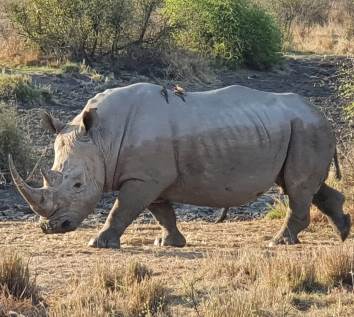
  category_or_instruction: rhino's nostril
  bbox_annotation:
[61,220,71,229]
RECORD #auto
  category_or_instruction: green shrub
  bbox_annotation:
[0,73,51,103]
[61,62,81,74]
[339,60,354,119]
[165,0,282,69]
[6,0,169,61]
[0,102,35,177]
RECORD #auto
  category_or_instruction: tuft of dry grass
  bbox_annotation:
[200,245,354,316]
[162,48,218,85]
[0,251,46,317]
[0,73,51,103]
[50,260,167,317]
[291,22,354,55]
[316,246,354,288]
[0,251,39,302]
[265,197,289,220]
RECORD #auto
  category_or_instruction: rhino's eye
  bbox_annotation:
[73,182,82,189]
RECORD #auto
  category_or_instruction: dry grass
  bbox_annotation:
[0,207,354,316]
[265,197,289,220]
[288,1,354,55]
[0,251,46,317]
[291,22,354,55]
[50,260,166,317]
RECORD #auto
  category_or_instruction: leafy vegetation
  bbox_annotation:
[340,60,354,119]
[5,0,169,61]
[0,102,35,177]
[165,0,282,69]
[3,0,283,70]
[0,73,51,102]
[0,73,51,103]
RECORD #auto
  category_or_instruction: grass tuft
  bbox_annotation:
[0,251,39,301]
[265,197,289,220]
[51,260,166,317]
[61,62,80,74]
[0,73,51,103]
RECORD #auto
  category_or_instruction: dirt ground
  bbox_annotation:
[1,217,354,316]
[1,54,354,316]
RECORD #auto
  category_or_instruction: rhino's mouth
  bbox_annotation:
[40,219,77,234]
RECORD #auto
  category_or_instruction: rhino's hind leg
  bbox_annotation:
[149,201,186,247]
[270,190,312,246]
[313,183,351,241]
[215,207,229,223]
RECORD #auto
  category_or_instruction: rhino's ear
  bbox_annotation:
[41,112,65,134]
[79,107,99,134]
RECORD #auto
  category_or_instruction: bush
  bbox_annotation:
[0,102,35,178]
[165,0,282,69]
[5,0,170,62]
[340,60,354,120]
[0,73,51,103]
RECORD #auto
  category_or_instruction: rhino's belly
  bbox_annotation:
[161,130,290,208]
[161,170,276,208]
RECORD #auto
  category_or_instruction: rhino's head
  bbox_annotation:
[9,108,105,233]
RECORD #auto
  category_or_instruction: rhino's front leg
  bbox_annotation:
[88,180,163,249]
[149,201,186,247]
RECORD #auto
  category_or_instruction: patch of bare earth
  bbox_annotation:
[1,216,354,316]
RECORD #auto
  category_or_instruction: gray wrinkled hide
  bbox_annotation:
[13,82,350,248]
[81,83,332,205]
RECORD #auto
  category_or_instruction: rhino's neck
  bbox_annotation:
[89,127,112,192]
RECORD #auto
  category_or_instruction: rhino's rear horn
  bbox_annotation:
[41,169,63,187]
[8,154,51,218]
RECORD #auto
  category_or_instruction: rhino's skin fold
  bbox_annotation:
[10,83,351,248]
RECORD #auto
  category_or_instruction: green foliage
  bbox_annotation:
[61,61,104,81]
[6,0,168,61]
[0,102,35,176]
[0,73,51,103]
[165,0,282,69]
[61,62,80,74]
[265,197,289,220]
[339,60,354,119]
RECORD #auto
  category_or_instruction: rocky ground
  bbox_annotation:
[0,54,352,224]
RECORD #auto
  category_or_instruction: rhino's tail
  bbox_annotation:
[333,147,342,180]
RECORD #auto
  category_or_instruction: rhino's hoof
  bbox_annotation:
[268,234,300,247]
[154,233,186,247]
[339,213,351,242]
[88,236,120,249]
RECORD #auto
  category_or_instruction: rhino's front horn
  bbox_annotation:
[8,154,51,218]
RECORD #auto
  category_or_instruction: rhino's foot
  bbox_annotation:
[154,231,186,247]
[88,229,120,249]
[268,231,300,247]
[337,213,351,242]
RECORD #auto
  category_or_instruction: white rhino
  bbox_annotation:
[9,83,351,248]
